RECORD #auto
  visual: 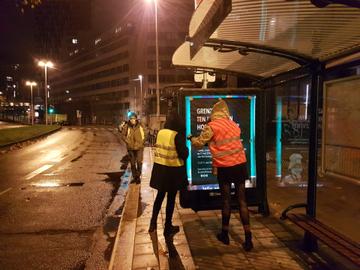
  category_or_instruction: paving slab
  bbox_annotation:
[110,147,344,270]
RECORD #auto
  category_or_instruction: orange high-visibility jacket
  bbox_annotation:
[208,118,246,167]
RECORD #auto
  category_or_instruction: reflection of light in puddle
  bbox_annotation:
[298,183,324,188]
[277,183,324,188]
[32,181,61,188]
[31,181,84,188]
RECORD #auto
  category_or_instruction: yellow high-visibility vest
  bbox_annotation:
[127,125,145,141]
[154,129,184,167]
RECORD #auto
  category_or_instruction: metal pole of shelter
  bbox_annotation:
[304,62,323,251]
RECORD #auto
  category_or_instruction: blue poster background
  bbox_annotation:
[186,96,253,187]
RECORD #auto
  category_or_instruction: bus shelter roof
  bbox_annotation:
[172,0,360,79]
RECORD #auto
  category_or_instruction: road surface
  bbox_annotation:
[0,126,127,270]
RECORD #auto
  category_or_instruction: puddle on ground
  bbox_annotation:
[29,181,84,188]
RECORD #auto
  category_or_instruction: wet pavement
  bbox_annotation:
[110,147,356,270]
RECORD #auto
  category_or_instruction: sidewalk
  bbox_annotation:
[109,147,322,270]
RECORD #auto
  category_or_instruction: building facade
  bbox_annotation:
[51,1,194,125]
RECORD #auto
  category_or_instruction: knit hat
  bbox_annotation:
[127,111,137,119]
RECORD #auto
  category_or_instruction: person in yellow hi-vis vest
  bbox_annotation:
[120,112,146,184]
[149,111,188,236]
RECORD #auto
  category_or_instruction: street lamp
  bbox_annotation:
[25,81,37,125]
[146,0,160,116]
[38,60,54,125]
[133,75,144,115]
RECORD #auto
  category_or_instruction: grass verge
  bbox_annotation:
[0,125,60,147]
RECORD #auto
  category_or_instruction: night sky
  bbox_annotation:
[0,0,129,66]
[0,0,193,67]
[0,0,35,65]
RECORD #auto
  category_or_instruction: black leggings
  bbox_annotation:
[151,190,177,226]
[219,180,250,230]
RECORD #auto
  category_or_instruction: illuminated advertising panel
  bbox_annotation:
[185,95,256,191]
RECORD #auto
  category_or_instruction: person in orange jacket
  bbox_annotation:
[189,99,253,251]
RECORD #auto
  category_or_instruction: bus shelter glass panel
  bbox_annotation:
[185,95,256,191]
[317,72,360,243]
[266,78,310,213]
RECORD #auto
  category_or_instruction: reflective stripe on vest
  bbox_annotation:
[154,129,184,167]
[210,136,241,147]
[208,118,246,167]
[212,148,243,158]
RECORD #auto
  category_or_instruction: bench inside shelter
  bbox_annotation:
[281,204,360,268]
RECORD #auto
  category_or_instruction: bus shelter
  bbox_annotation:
[172,0,360,250]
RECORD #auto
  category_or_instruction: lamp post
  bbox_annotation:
[139,74,143,115]
[38,60,54,125]
[133,75,144,115]
[146,0,160,116]
[25,81,37,125]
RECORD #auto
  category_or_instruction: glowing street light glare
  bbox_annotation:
[26,81,37,86]
[38,60,54,68]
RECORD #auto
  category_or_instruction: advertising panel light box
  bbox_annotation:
[185,95,257,191]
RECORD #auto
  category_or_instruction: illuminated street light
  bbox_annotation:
[38,60,54,125]
[145,0,160,116]
[25,81,37,125]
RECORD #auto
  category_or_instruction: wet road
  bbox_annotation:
[0,127,127,270]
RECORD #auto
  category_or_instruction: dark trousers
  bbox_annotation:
[128,149,143,180]
[151,190,177,226]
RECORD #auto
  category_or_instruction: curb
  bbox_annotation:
[109,182,140,270]
[0,126,62,150]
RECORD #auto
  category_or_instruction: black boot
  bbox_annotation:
[242,231,253,251]
[216,230,230,245]
[148,222,157,233]
[135,176,141,184]
[164,224,179,236]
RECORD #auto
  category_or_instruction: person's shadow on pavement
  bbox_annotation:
[149,231,186,270]
[165,234,186,270]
